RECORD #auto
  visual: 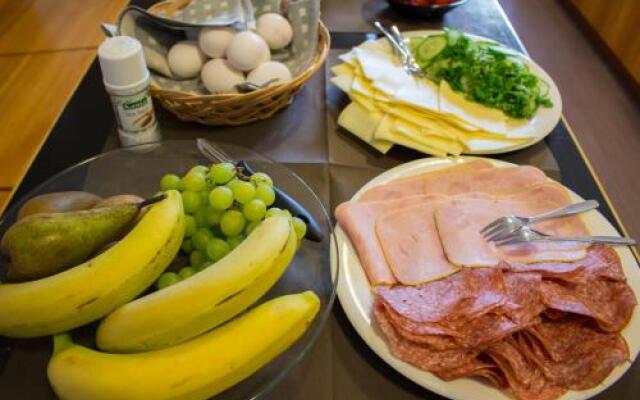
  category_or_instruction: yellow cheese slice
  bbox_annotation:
[439,81,507,135]
[330,74,354,94]
[330,63,354,77]
[392,122,464,156]
[337,102,393,153]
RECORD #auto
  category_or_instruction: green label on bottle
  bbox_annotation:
[122,97,148,110]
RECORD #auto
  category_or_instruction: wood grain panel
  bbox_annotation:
[0,0,129,54]
[0,50,96,187]
[569,0,640,83]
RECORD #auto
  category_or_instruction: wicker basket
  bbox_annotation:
[146,1,330,126]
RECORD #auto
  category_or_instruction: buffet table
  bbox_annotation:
[1,0,638,399]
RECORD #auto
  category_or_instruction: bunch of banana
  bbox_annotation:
[97,214,298,352]
[0,190,184,337]
[48,291,320,400]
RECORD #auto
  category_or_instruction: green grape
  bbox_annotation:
[189,250,207,268]
[156,272,180,290]
[243,199,267,222]
[205,207,224,226]
[245,220,260,235]
[189,165,209,175]
[206,238,231,261]
[292,217,307,240]
[200,190,210,206]
[181,238,193,253]
[182,172,207,192]
[226,235,244,249]
[209,162,236,185]
[265,207,283,218]
[178,267,196,280]
[209,186,233,210]
[250,172,273,187]
[184,215,197,237]
[282,209,292,218]
[194,207,212,228]
[181,191,201,214]
[220,210,246,237]
[255,184,276,206]
[192,228,213,251]
[230,180,256,205]
[160,174,182,191]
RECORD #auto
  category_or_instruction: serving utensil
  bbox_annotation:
[481,200,599,242]
[196,138,324,242]
[493,225,636,247]
[373,21,426,77]
[234,78,280,93]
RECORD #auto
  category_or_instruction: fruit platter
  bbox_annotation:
[0,140,336,400]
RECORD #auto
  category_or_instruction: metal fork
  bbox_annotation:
[481,200,599,242]
[493,225,636,247]
[373,21,426,77]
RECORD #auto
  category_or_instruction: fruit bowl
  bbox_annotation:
[0,140,337,399]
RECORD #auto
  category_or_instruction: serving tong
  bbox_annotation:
[196,139,324,242]
[373,21,426,77]
[481,200,636,247]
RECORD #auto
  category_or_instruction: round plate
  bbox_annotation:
[332,157,639,400]
[379,30,562,154]
[0,140,337,400]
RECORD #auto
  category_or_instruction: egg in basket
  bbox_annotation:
[113,0,328,125]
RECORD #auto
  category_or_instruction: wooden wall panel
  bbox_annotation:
[569,0,640,83]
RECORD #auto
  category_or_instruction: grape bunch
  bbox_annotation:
[154,163,307,290]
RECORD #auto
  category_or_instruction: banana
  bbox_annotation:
[0,190,184,337]
[48,291,320,400]
[96,214,297,352]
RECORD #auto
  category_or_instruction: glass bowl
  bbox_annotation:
[0,140,337,400]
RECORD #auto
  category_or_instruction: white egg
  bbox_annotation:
[201,59,245,94]
[226,31,271,72]
[167,41,205,79]
[198,27,234,58]
[256,13,293,50]
[247,61,292,86]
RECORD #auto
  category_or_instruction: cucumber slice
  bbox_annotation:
[408,36,425,53]
[445,29,462,46]
[416,35,447,63]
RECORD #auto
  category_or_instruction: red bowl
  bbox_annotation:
[386,0,469,18]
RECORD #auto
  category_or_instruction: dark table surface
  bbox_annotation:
[2,0,639,399]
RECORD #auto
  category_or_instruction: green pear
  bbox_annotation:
[16,191,102,220]
[1,203,142,282]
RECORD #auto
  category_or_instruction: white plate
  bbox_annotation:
[380,30,562,154]
[331,157,640,400]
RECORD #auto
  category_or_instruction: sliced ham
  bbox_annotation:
[360,164,546,202]
[335,195,444,285]
[375,199,460,285]
[435,184,590,267]
[359,159,494,202]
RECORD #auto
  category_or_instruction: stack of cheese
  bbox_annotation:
[331,40,537,156]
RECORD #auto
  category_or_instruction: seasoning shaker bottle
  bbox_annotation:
[97,36,161,147]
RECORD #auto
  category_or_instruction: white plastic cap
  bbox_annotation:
[98,36,149,90]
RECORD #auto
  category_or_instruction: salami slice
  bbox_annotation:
[540,278,636,332]
[486,339,567,400]
[520,318,629,390]
[376,268,506,324]
[373,303,480,373]
[504,246,626,283]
